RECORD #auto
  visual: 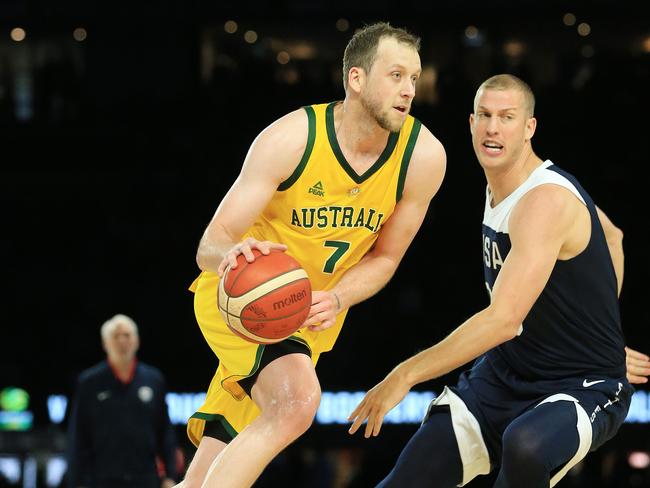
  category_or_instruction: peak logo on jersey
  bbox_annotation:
[308,181,325,197]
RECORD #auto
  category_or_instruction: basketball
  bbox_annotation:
[218,249,312,344]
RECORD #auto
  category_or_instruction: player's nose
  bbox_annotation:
[486,117,499,134]
[402,80,416,99]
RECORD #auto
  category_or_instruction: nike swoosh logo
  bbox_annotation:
[583,379,605,387]
[97,391,111,401]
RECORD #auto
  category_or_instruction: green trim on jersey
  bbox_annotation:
[278,106,316,191]
[325,102,400,184]
[220,344,265,390]
[191,412,238,439]
[396,118,422,202]
[287,335,312,353]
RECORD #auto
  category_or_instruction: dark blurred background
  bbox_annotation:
[1,0,649,486]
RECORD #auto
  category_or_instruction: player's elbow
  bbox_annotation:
[606,225,624,248]
[196,250,210,271]
[486,306,522,342]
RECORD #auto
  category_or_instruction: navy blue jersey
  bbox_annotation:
[481,160,625,381]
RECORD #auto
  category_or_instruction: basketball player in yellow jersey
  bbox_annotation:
[177,22,446,488]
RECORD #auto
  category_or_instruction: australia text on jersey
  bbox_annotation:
[291,206,385,233]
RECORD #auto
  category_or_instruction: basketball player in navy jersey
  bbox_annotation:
[349,74,650,487]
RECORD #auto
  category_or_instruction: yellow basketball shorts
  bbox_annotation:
[186,271,321,447]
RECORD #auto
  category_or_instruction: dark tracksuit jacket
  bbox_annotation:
[66,360,178,488]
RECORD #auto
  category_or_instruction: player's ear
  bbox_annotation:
[525,116,537,141]
[469,113,475,134]
[348,67,364,94]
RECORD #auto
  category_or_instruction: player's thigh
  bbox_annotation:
[501,397,587,476]
[238,339,312,398]
[377,407,463,488]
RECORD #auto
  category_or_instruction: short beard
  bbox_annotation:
[361,93,402,133]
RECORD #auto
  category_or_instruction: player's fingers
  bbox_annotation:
[627,355,643,365]
[240,244,256,262]
[303,311,323,327]
[628,363,650,376]
[629,357,650,368]
[227,252,239,269]
[307,301,328,316]
[626,347,650,361]
[348,403,362,423]
[255,241,271,255]
[627,374,649,384]
[217,259,229,276]
[372,411,385,437]
[306,309,331,324]
[268,242,288,251]
[365,409,379,438]
[308,317,336,331]
[256,240,282,255]
[348,408,368,435]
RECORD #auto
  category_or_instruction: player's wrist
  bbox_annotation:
[332,291,342,311]
[395,361,419,388]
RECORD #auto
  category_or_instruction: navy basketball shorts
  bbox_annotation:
[425,355,633,486]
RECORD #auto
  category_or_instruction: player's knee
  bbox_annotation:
[266,386,321,440]
[502,424,546,470]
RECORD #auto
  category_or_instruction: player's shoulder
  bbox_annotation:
[520,176,580,212]
[401,121,446,200]
[248,107,311,171]
[257,107,310,144]
[512,182,580,233]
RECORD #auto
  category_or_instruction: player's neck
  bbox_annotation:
[337,99,391,158]
[485,148,543,206]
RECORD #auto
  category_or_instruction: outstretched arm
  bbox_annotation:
[304,125,447,331]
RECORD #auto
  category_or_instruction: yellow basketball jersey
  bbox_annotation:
[243,101,421,354]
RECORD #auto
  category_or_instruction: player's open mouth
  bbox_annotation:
[483,141,503,154]
[394,106,407,113]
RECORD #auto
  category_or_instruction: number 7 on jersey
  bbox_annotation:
[323,240,350,274]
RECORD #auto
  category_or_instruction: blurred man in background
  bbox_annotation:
[67,314,178,488]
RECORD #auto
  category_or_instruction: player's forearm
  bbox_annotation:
[397,307,519,387]
[330,254,398,311]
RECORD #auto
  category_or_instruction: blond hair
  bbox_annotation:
[474,74,535,117]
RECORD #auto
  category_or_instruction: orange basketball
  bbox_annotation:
[218,249,312,344]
